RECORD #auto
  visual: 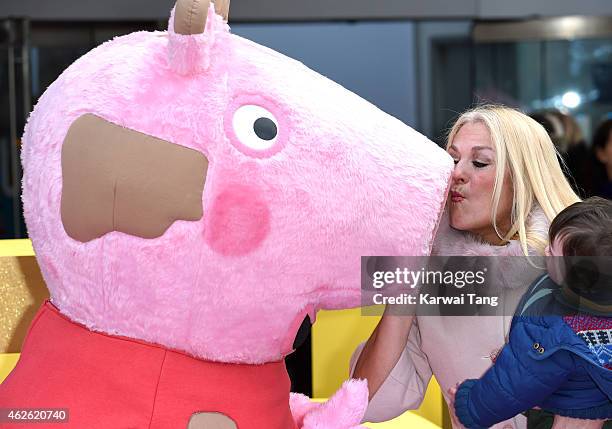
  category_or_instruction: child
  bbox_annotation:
[450,197,612,428]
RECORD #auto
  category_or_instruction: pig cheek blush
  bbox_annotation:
[204,183,271,256]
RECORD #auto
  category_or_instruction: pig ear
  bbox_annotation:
[173,0,211,35]
[168,0,230,75]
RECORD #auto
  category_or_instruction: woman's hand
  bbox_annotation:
[352,305,414,400]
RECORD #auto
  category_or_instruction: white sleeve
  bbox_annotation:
[349,318,433,422]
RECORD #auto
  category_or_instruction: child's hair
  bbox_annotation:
[548,197,612,302]
[549,197,612,257]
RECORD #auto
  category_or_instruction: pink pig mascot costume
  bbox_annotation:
[0,0,453,428]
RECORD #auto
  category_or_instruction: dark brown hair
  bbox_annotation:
[549,197,612,303]
[549,197,612,257]
[593,119,612,151]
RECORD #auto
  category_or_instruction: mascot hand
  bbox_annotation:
[290,379,369,428]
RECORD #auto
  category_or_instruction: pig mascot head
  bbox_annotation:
[1,1,452,428]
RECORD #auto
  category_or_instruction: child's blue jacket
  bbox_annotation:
[454,275,612,428]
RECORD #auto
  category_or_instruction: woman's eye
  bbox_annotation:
[473,161,489,168]
[452,159,459,165]
[232,105,279,151]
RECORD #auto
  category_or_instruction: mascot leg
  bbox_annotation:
[187,412,237,429]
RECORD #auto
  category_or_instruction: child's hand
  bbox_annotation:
[447,384,467,429]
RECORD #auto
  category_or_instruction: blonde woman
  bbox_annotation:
[351,105,580,429]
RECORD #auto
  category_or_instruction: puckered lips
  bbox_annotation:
[450,190,465,203]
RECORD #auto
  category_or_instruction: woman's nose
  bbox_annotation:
[451,161,468,184]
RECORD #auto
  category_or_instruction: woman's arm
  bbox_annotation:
[352,307,414,399]
[349,306,433,423]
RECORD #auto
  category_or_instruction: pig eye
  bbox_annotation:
[232,105,279,151]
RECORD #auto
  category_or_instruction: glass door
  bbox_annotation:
[473,17,612,142]
[0,19,29,238]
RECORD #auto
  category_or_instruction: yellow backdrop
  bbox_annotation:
[312,308,447,427]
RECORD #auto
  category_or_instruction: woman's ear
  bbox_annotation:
[544,244,551,257]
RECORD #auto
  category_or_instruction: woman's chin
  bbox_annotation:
[449,217,483,235]
[449,217,468,231]
[449,209,468,231]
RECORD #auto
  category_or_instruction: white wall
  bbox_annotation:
[416,21,472,138]
[232,21,419,128]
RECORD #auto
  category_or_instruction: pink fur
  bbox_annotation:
[433,205,548,257]
[21,3,453,364]
[432,205,549,290]
[167,5,229,75]
[290,380,369,429]
[204,184,271,256]
[289,393,320,427]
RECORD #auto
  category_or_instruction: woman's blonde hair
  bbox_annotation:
[447,105,581,255]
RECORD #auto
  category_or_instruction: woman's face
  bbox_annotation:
[447,122,514,245]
